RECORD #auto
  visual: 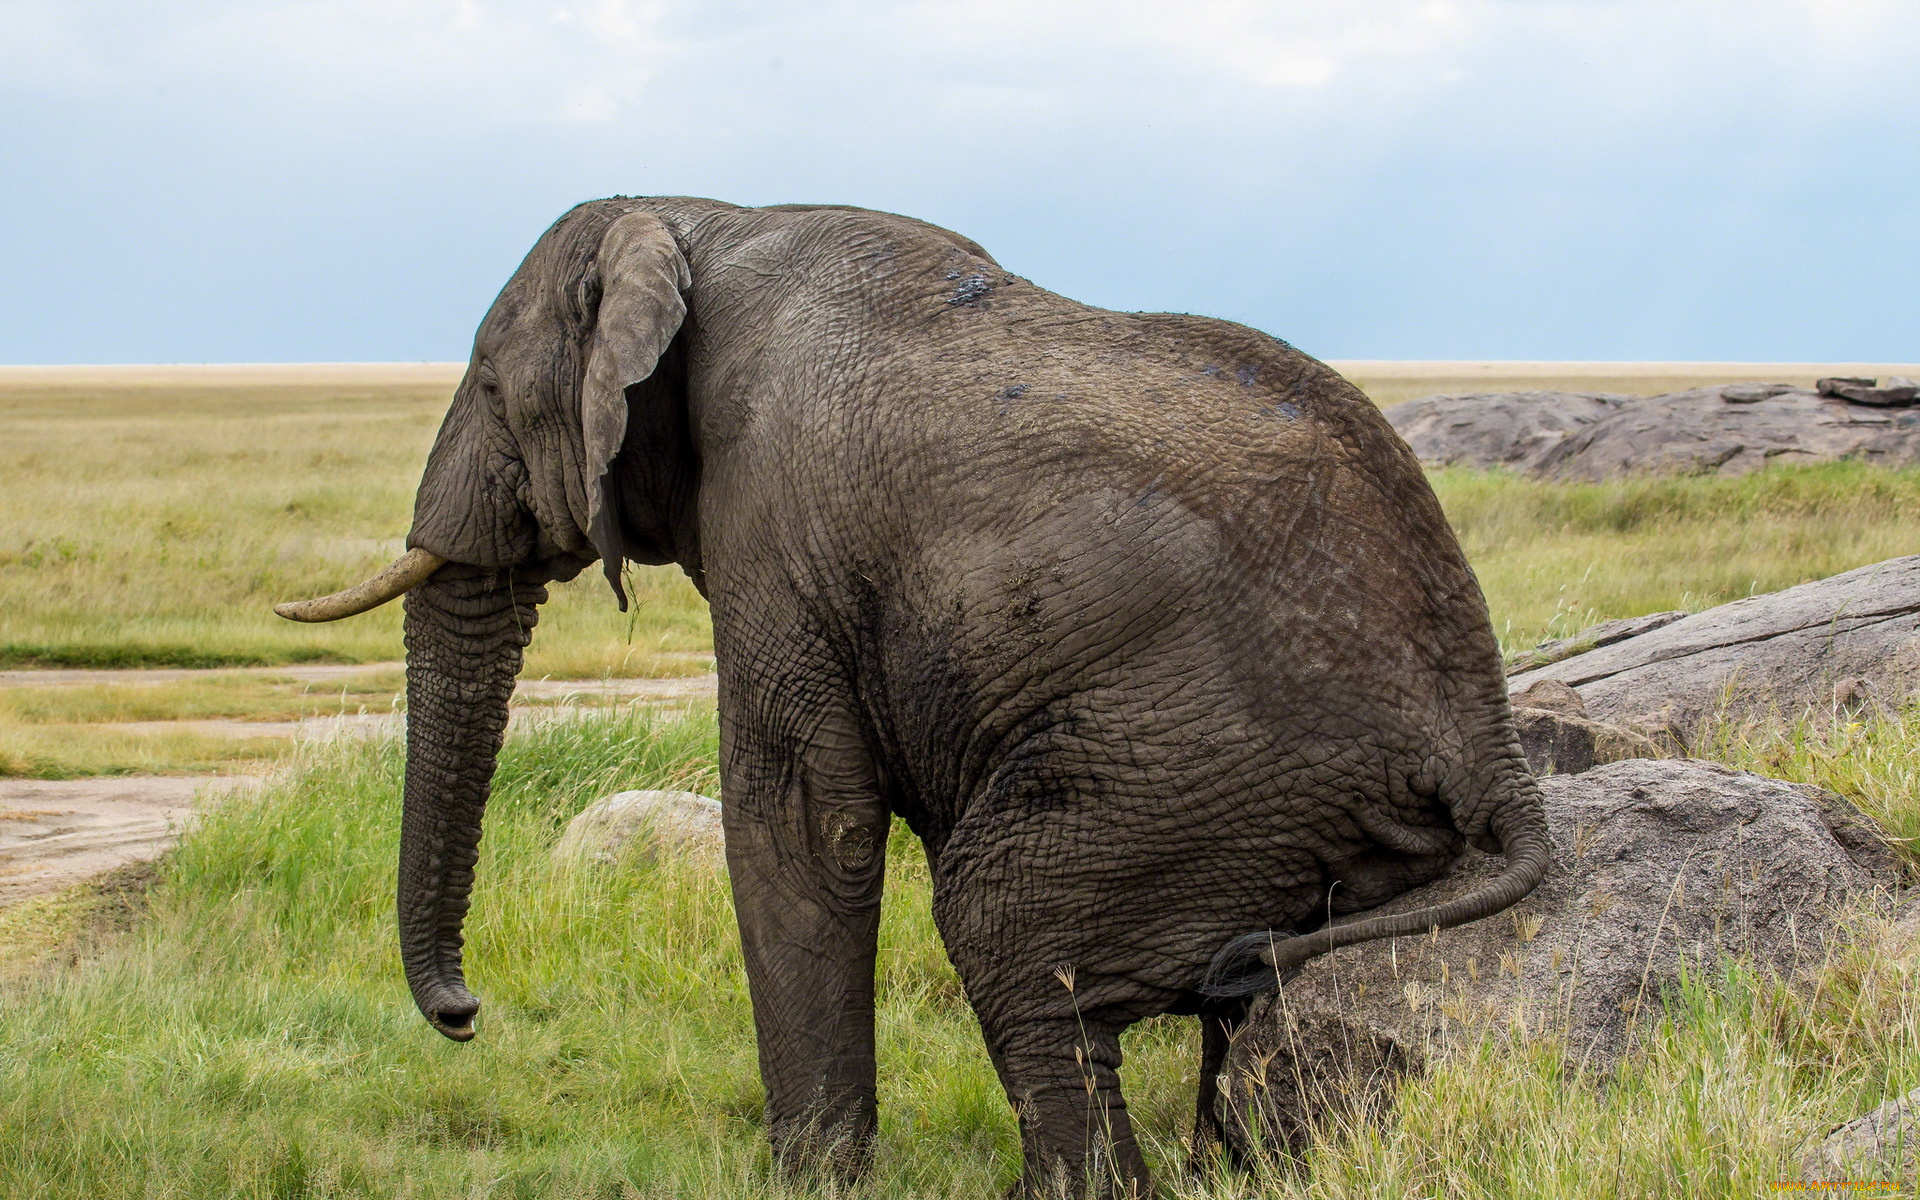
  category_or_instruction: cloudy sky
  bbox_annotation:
[3,1,1916,364]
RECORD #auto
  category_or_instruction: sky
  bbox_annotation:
[2,0,1917,365]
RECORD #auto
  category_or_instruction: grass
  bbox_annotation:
[7,367,1920,1193]
[0,376,709,677]
[5,701,1919,1197]
[1433,462,1920,652]
[0,719,289,779]
[3,371,1916,689]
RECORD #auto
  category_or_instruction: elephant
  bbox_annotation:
[276,196,1549,1198]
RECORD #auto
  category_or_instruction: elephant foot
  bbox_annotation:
[768,1105,877,1187]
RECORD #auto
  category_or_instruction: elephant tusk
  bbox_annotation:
[273,548,448,622]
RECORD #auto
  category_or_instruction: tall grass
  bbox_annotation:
[1434,462,1920,650]
[0,708,1009,1197]
[6,702,1920,1197]
[5,376,1919,680]
[0,378,708,676]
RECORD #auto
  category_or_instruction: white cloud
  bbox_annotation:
[0,0,675,125]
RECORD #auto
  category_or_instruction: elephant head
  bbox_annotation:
[275,200,697,1040]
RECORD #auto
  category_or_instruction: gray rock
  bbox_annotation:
[1382,391,1626,472]
[1508,556,1920,736]
[1534,387,1920,481]
[1510,707,1663,776]
[1217,759,1897,1160]
[1385,386,1920,480]
[1506,611,1688,676]
[1510,679,1665,775]
[1512,706,1598,775]
[1801,1086,1920,1184]
[1819,376,1920,407]
[1510,677,1588,717]
[1721,382,1799,403]
[552,789,725,866]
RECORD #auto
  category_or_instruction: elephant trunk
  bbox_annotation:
[397,565,545,1041]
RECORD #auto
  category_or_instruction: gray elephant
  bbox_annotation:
[277,197,1548,1197]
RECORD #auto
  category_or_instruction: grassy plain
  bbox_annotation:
[5,361,1916,679]
[2,704,1916,1197]
[5,364,1920,1194]
[0,368,708,676]
[2,362,1918,780]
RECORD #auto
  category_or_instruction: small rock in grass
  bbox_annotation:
[1800,1086,1920,1184]
[1510,678,1663,775]
[1511,678,1588,718]
[553,790,724,867]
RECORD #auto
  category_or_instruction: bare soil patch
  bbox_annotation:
[0,775,253,907]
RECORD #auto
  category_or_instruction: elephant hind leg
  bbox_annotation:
[981,1015,1150,1199]
[1188,998,1251,1177]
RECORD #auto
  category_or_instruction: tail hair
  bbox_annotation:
[1198,931,1301,999]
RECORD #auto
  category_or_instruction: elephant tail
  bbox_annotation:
[1197,771,1552,999]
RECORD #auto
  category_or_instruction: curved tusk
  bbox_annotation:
[273,548,448,623]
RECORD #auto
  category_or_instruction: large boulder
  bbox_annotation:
[552,790,725,867]
[1383,384,1920,480]
[1507,556,1920,737]
[1217,759,1899,1160]
[1382,390,1625,472]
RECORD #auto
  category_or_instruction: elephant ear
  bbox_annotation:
[580,211,691,608]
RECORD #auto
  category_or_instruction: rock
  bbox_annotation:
[1721,382,1798,403]
[1510,678,1588,717]
[1385,386,1920,480]
[1508,556,1920,736]
[1511,707,1664,775]
[1217,759,1898,1160]
[1819,376,1920,407]
[552,789,725,866]
[1510,679,1663,775]
[1800,1086,1920,1183]
[1506,611,1688,676]
[1533,387,1920,481]
[1381,391,1626,472]
[1511,707,1598,775]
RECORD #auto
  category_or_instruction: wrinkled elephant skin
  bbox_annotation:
[372,198,1548,1197]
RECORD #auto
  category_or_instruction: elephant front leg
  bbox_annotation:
[722,705,891,1183]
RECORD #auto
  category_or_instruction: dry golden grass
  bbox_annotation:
[0,369,709,676]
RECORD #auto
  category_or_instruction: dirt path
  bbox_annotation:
[0,655,712,690]
[0,666,717,908]
[0,663,403,688]
[87,675,720,740]
[0,776,255,907]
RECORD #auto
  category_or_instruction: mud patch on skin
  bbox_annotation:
[947,273,994,307]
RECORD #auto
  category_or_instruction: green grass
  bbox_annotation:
[5,702,1920,1197]
[1433,462,1920,652]
[0,377,709,678]
[8,372,1920,1193]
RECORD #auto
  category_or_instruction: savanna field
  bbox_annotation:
[3,365,1920,1197]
